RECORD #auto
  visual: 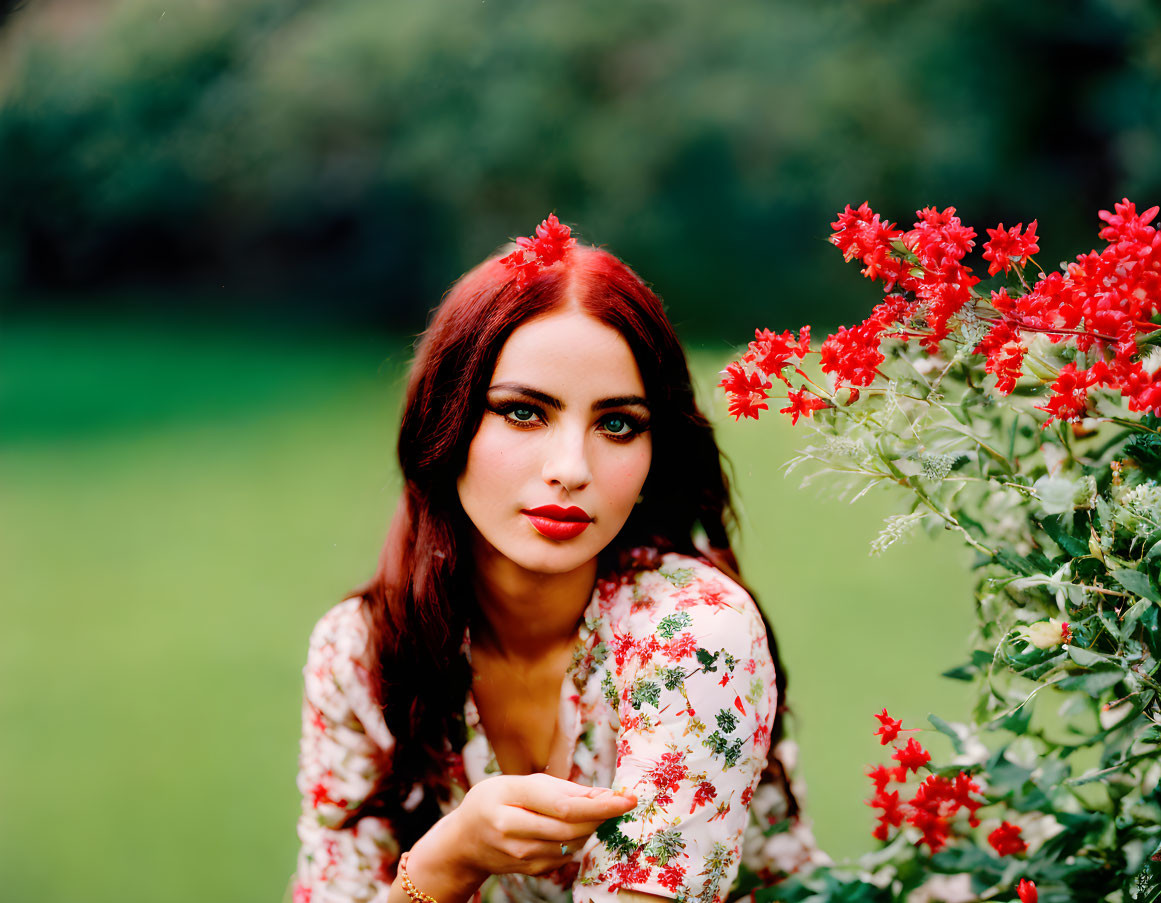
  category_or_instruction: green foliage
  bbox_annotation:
[3,0,1161,332]
[774,318,1161,898]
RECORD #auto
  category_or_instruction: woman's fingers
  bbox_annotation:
[508,773,637,824]
[497,804,605,843]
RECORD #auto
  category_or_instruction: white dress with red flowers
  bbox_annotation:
[292,551,829,903]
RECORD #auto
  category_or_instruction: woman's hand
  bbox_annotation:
[433,773,638,880]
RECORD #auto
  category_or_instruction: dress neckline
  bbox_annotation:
[460,579,604,784]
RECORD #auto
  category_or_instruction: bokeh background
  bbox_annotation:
[2,0,1159,900]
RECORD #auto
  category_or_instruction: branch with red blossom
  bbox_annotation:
[721,199,1161,427]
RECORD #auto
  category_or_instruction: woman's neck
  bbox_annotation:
[467,537,599,664]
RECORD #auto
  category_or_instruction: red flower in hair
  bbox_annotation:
[500,213,577,288]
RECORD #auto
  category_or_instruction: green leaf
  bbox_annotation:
[1125,428,1161,477]
[1123,598,1156,635]
[984,749,1035,798]
[996,546,1040,577]
[1067,645,1111,668]
[1057,664,1124,696]
[997,699,1034,734]
[942,649,993,681]
[1112,567,1161,603]
[1041,514,1090,557]
[927,714,965,753]
[1142,605,1161,660]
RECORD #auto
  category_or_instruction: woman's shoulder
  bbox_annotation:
[307,595,374,658]
[303,596,391,749]
[604,547,764,637]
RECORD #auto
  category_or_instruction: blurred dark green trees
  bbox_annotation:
[1,0,1159,335]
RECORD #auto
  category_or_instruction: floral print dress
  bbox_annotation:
[293,551,829,903]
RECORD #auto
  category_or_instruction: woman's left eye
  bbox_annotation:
[599,414,639,437]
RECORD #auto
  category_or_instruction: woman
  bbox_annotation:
[292,215,827,903]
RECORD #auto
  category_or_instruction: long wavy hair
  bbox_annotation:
[343,241,798,848]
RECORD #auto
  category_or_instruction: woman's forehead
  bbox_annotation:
[489,311,647,397]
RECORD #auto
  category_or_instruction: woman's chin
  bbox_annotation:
[500,536,605,577]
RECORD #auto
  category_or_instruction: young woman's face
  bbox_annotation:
[457,308,653,576]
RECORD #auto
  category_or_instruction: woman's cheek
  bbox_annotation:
[601,445,651,508]
[468,422,527,476]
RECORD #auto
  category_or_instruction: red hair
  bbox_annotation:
[343,241,796,846]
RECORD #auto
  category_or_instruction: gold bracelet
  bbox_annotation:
[398,851,440,903]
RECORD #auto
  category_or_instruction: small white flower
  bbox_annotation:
[1141,345,1161,376]
[906,872,976,903]
[1017,618,1069,649]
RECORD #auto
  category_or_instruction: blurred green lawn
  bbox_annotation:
[0,316,974,903]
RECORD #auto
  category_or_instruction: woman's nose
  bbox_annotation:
[542,426,593,491]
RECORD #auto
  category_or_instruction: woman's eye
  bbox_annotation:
[497,404,542,426]
[600,415,639,437]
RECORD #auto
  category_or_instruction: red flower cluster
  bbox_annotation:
[724,200,1161,426]
[499,213,577,289]
[865,709,984,853]
[983,221,1040,276]
[988,820,1028,857]
[718,327,813,421]
[873,707,905,744]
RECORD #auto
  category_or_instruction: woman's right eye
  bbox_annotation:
[493,403,543,427]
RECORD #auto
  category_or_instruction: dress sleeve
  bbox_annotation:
[573,564,779,903]
[292,599,400,903]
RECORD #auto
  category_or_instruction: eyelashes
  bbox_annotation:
[487,401,650,441]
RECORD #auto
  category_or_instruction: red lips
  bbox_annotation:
[522,505,592,540]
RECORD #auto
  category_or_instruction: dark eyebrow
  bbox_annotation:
[487,384,649,412]
[593,395,650,411]
[487,384,562,410]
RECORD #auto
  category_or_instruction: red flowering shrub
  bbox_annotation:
[864,710,986,854]
[735,201,1161,903]
[722,199,1161,426]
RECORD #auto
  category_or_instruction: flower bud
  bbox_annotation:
[1022,618,1069,649]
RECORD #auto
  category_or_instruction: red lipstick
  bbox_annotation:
[522,505,592,541]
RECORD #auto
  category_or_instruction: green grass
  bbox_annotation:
[1,317,974,902]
